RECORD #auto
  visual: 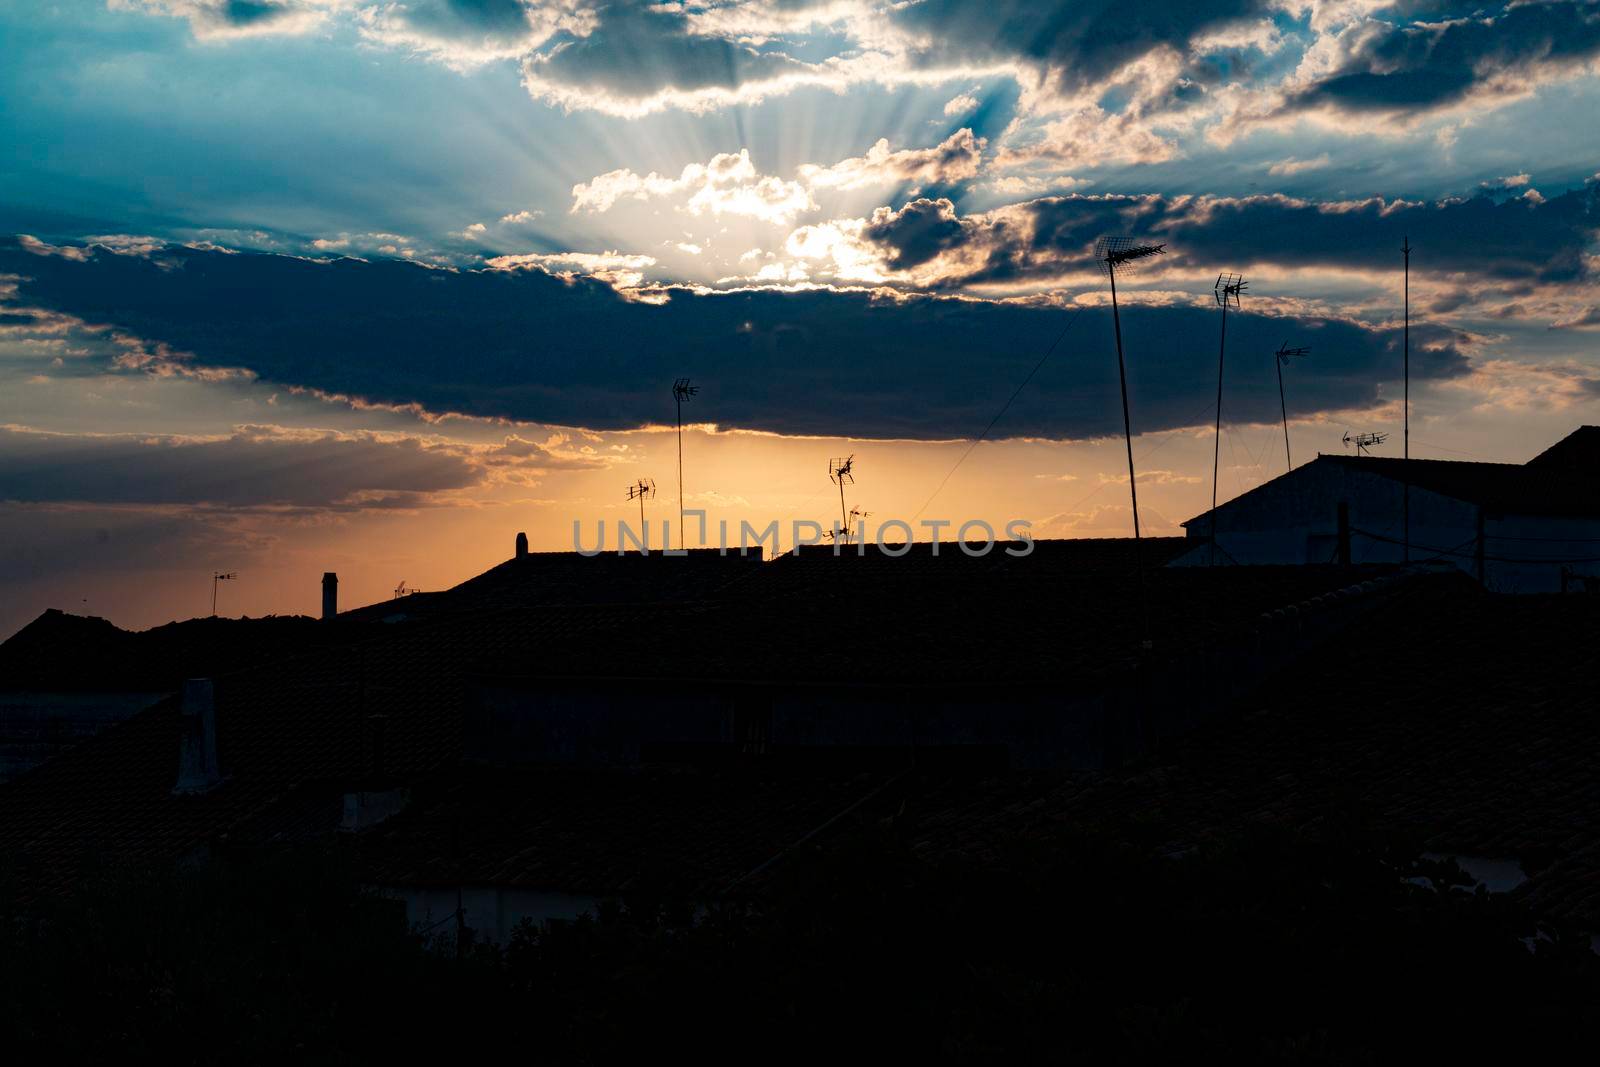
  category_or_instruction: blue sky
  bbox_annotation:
[1,1,1598,634]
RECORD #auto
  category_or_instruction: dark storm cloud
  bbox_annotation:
[0,427,480,508]
[1282,1,1600,117]
[861,182,1600,284]
[0,238,1466,441]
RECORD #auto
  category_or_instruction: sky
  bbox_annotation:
[1,0,1598,636]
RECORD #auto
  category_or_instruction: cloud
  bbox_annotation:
[1549,305,1600,330]
[518,1,829,117]
[943,92,979,116]
[0,238,1472,442]
[825,181,1599,288]
[798,128,985,193]
[889,0,1270,100]
[354,0,596,68]
[571,149,815,224]
[485,249,658,289]
[1272,2,1600,121]
[569,130,985,235]
[1267,153,1332,176]
[112,0,335,39]
[0,425,481,508]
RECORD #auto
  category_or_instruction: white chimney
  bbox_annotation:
[322,571,338,620]
[173,678,221,795]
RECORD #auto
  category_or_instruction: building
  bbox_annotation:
[1171,426,1600,592]
[5,530,1599,947]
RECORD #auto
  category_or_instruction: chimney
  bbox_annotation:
[173,678,221,795]
[322,571,338,620]
[515,531,529,559]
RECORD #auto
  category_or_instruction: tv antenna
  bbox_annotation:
[395,580,407,599]
[825,505,870,546]
[672,377,698,551]
[1206,271,1247,566]
[210,571,237,617]
[1344,431,1388,456]
[626,476,656,535]
[1274,342,1310,471]
[1094,235,1165,650]
[828,455,856,543]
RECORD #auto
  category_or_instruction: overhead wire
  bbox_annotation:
[911,304,1087,522]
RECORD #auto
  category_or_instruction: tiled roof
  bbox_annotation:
[355,765,905,898]
[338,547,762,624]
[906,581,1600,927]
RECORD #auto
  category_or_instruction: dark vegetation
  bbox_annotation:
[4,817,1595,1063]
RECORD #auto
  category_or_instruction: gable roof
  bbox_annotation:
[1317,454,1600,517]
[1182,430,1600,527]
[1526,425,1600,475]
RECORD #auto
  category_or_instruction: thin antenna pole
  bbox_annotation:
[211,573,218,617]
[1276,349,1291,471]
[1403,235,1411,563]
[640,490,646,534]
[838,476,848,544]
[676,392,685,551]
[1107,264,1142,542]
[1106,257,1151,654]
[1211,297,1227,566]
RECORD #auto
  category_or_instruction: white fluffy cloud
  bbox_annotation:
[571,149,816,225]
[571,129,985,228]
[799,129,985,192]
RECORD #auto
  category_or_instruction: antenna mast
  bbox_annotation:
[1095,236,1165,652]
[1274,343,1310,471]
[826,505,870,547]
[672,378,697,551]
[1402,236,1411,562]
[210,571,237,617]
[626,477,657,541]
[1210,272,1247,566]
[828,456,856,545]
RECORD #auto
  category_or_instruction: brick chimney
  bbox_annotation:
[322,571,338,620]
[516,531,529,559]
[173,678,221,795]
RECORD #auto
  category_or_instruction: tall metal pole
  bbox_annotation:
[838,477,849,545]
[1107,263,1142,542]
[1107,258,1151,653]
[676,393,685,552]
[1276,351,1291,471]
[1211,298,1228,566]
[1403,236,1411,563]
[211,573,218,617]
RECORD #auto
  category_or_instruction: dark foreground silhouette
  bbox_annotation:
[5,815,1595,1062]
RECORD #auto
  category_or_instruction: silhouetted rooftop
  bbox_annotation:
[1526,425,1600,474]
[0,552,1404,901]
[1319,453,1600,517]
